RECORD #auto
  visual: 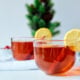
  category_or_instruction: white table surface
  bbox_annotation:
[0,60,79,80]
[0,70,80,80]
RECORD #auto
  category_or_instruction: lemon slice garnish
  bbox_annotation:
[64,29,80,51]
[34,28,52,39]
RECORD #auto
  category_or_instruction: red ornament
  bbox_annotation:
[4,46,11,49]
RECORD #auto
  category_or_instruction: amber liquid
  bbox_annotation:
[34,45,75,75]
[12,41,33,60]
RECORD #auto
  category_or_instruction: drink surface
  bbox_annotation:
[12,41,33,60]
[34,45,75,74]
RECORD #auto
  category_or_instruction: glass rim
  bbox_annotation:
[34,39,64,42]
[11,37,35,42]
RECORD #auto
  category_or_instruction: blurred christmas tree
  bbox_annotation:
[25,0,60,36]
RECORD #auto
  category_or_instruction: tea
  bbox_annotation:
[34,45,75,74]
[12,41,33,60]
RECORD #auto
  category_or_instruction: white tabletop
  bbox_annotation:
[0,69,80,80]
[0,60,79,80]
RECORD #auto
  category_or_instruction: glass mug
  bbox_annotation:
[34,39,76,75]
[11,37,34,60]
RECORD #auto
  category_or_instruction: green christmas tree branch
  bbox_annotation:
[25,0,61,36]
[34,0,41,8]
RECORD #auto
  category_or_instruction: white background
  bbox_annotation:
[0,0,80,47]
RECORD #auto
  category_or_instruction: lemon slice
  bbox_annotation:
[64,29,80,51]
[34,28,52,39]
